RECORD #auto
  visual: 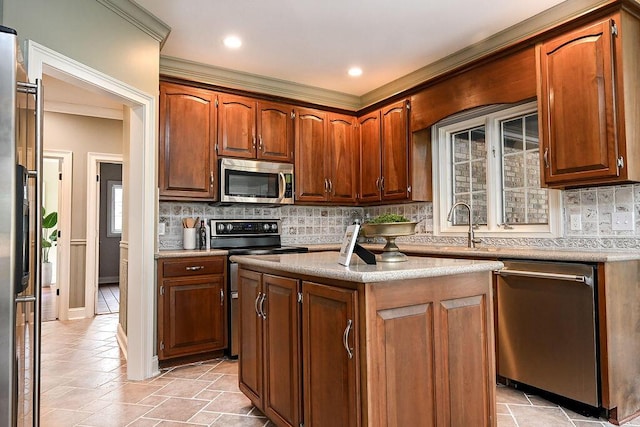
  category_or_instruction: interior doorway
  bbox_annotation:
[41,150,72,322]
[96,162,123,315]
[86,154,123,318]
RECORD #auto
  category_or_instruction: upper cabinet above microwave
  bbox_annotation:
[537,11,640,188]
[217,94,294,163]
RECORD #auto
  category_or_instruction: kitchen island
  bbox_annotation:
[231,251,503,427]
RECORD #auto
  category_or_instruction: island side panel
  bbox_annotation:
[602,260,640,424]
[365,270,496,427]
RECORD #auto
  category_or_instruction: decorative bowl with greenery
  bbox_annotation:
[361,214,416,262]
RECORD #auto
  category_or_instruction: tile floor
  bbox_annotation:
[96,284,120,315]
[41,314,640,426]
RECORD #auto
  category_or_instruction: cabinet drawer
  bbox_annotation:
[162,257,225,278]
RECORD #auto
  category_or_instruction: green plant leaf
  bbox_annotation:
[41,239,52,248]
[43,212,58,229]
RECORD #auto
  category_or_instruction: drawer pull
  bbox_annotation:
[220,289,224,306]
[343,319,353,359]
[185,265,204,271]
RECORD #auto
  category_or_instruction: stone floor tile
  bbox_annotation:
[208,374,241,392]
[39,408,92,427]
[154,379,214,399]
[496,385,531,405]
[99,382,164,404]
[210,414,268,427]
[203,391,253,415]
[76,402,153,427]
[497,413,517,427]
[163,364,213,380]
[210,360,239,374]
[509,405,574,426]
[143,397,209,422]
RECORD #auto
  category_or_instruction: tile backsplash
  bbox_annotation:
[158,183,640,250]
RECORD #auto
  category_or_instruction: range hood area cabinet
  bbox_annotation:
[294,107,359,204]
[359,99,412,203]
[159,82,218,201]
[537,10,640,188]
[217,94,295,163]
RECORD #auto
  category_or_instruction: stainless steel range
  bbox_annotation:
[210,219,308,358]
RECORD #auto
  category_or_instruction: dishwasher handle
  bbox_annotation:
[498,268,593,286]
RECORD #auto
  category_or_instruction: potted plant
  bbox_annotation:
[361,213,417,262]
[41,208,58,287]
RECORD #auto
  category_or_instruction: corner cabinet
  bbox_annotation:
[358,99,410,203]
[159,82,217,201]
[157,256,227,361]
[294,108,358,204]
[537,12,640,188]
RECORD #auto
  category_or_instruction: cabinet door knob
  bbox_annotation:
[343,319,353,359]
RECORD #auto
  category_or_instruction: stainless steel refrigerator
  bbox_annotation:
[0,25,43,426]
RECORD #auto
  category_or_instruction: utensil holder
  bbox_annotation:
[183,228,196,250]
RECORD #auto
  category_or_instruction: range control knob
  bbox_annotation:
[271,223,278,231]
[217,223,225,232]
[225,223,233,232]
[263,223,271,231]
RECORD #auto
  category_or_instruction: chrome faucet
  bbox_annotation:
[447,202,481,248]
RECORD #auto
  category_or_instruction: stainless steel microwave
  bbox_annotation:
[219,158,294,204]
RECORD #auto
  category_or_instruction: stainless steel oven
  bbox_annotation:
[210,219,307,358]
[219,158,294,204]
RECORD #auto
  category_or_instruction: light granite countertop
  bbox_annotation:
[156,243,640,263]
[306,243,640,262]
[229,251,503,283]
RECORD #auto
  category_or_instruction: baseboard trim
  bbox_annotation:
[67,307,88,320]
[151,356,159,378]
[99,276,119,284]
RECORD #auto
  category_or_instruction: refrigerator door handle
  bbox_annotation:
[18,77,44,426]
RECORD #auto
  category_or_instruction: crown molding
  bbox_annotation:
[96,0,171,46]
[360,0,612,107]
[160,56,362,111]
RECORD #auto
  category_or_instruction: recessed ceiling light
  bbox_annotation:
[223,35,242,49]
[348,67,363,77]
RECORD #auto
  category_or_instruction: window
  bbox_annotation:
[433,102,561,237]
[107,180,122,237]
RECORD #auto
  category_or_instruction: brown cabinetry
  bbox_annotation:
[218,94,294,162]
[294,108,358,203]
[538,12,640,187]
[157,256,227,360]
[302,281,360,427]
[357,100,410,203]
[238,270,301,427]
[159,82,217,201]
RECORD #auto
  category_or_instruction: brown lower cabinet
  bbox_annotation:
[238,266,495,427]
[157,256,227,361]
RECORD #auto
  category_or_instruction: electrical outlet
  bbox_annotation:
[570,214,581,231]
[612,212,634,231]
[158,222,166,235]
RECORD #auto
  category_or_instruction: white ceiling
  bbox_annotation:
[134,0,566,96]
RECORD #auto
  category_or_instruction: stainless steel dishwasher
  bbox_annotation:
[496,260,599,407]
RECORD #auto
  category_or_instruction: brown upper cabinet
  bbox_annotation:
[218,94,294,163]
[159,82,217,201]
[358,99,410,203]
[537,11,640,188]
[294,107,358,204]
